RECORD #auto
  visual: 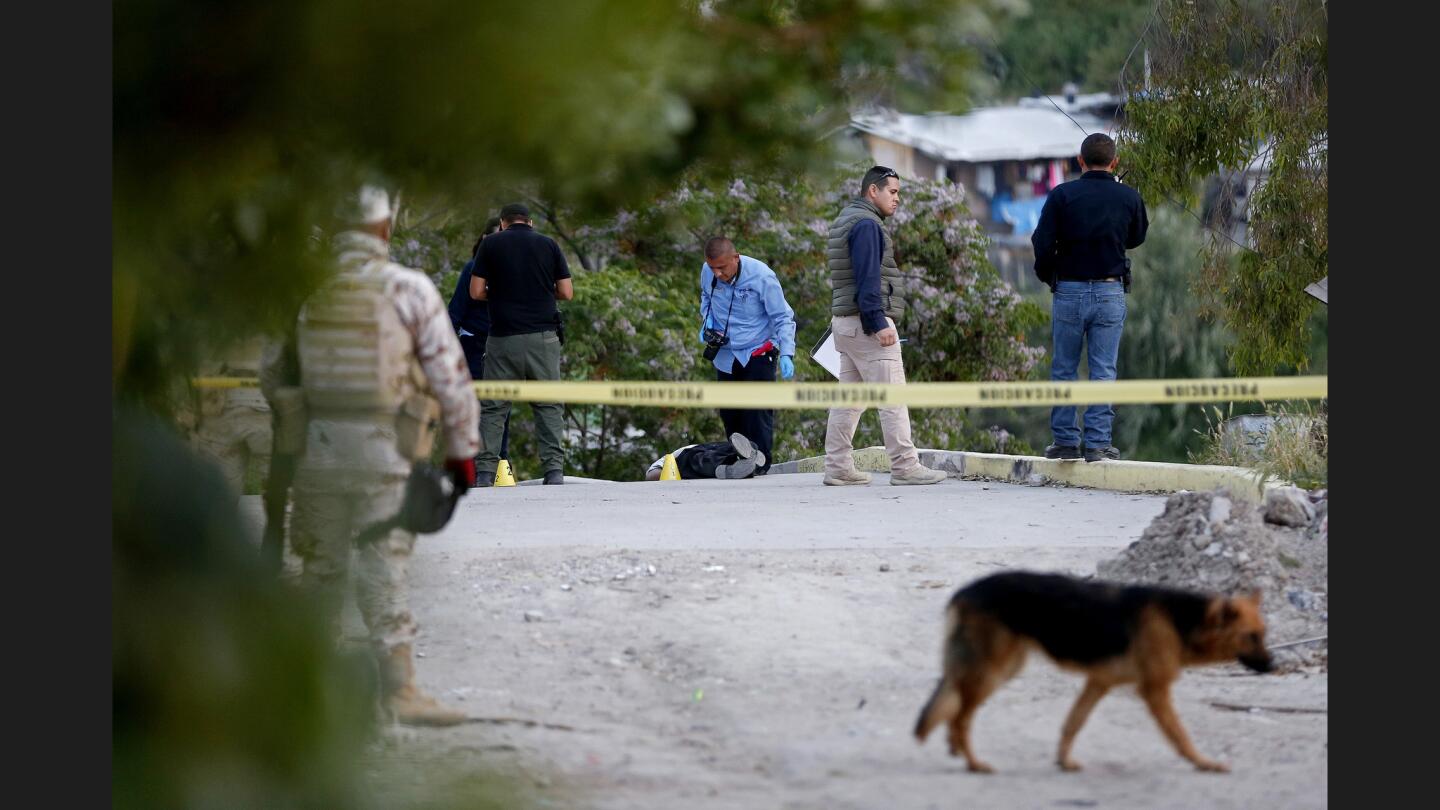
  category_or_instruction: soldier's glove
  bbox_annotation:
[444,457,477,490]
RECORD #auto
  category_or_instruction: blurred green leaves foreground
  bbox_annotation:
[113,408,374,807]
[115,0,993,410]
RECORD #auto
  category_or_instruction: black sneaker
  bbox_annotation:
[543,470,565,485]
[1084,445,1120,463]
[1044,444,1082,461]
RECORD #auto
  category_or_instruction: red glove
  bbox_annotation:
[444,457,477,490]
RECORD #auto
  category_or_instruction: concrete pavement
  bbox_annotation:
[434,472,1169,551]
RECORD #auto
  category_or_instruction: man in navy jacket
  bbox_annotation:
[1032,133,1149,463]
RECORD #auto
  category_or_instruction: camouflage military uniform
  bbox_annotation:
[191,336,271,495]
[273,229,479,664]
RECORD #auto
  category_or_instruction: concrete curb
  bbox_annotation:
[769,447,1281,502]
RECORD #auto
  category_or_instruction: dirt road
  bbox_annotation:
[247,473,1327,808]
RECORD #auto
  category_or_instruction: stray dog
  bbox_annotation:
[913,571,1273,773]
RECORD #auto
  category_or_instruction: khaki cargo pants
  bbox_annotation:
[823,315,921,477]
[192,389,272,495]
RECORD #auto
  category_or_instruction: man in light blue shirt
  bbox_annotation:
[699,236,797,475]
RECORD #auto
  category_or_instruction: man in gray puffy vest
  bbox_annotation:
[821,166,947,486]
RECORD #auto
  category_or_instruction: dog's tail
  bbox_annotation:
[914,601,969,743]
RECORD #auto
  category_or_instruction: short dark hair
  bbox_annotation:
[704,236,735,260]
[861,165,899,197]
[1080,133,1116,168]
[499,202,531,223]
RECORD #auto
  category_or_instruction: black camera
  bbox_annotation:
[702,327,729,361]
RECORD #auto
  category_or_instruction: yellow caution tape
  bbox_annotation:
[192,377,263,389]
[195,375,1326,408]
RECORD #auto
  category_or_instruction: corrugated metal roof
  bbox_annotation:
[850,107,1111,163]
[1017,92,1121,115]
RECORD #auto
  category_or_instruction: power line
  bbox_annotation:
[982,33,1096,136]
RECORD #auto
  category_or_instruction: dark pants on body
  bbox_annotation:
[676,441,747,479]
[716,352,775,473]
[458,332,509,460]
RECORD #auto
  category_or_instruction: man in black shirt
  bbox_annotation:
[470,203,574,485]
[1032,133,1148,463]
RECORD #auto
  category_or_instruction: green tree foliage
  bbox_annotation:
[987,0,1154,97]
[115,0,997,408]
[1119,0,1327,374]
[1112,207,1237,459]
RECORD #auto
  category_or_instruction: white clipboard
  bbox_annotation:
[810,327,842,379]
[810,326,907,380]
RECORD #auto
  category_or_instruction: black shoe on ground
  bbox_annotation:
[543,470,565,485]
[1084,445,1120,463]
[474,471,495,487]
[1044,444,1082,461]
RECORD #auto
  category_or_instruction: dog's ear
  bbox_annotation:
[1222,601,1240,624]
[1247,588,1263,606]
[1205,598,1239,627]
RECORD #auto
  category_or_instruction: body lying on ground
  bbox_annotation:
[644,433,765,481]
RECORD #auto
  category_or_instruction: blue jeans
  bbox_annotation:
[1049,280,1127,447]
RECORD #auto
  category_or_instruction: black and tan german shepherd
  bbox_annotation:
[913,571,1273,773]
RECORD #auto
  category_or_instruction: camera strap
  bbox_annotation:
[703,259,740,334]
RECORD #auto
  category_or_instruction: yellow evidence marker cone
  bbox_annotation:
[494,459,517,487]
[659,454,681,481]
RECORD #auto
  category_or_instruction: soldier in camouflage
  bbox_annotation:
[267,186,480,726]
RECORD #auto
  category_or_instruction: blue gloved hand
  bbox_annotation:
[779,355,795,380]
